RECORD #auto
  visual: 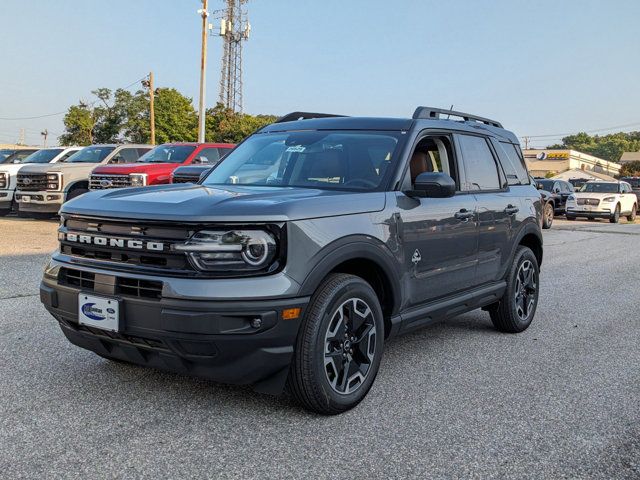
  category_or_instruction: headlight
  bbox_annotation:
[0,172,8,189]
[174,229,280,273]
[46,172,62,191]
[129,173,147,187]
[602,196,615,202]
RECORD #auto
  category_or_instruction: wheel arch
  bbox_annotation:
[514,223,543,268]
[299,237,402,337]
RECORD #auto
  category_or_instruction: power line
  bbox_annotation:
[0,75,149,121]
[523,121,640,139]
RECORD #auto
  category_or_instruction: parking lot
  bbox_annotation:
[0,217,638,479]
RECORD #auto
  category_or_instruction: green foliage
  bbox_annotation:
[544,171,556,178]
[205,104,277,144]
[620,160,640,177]
[60,88,272,146]
[548,131,640,162]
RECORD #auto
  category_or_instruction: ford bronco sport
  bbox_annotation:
[40,107,543,414]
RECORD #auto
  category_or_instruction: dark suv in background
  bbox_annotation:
[40,107,543,414]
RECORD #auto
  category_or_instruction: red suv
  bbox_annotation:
[89,142,235,190]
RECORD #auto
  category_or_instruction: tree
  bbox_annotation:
[205,104,276,144]
[548,131,640,162]
[59,103,95,146]
[620,160,640,177]
[153,88,198,143]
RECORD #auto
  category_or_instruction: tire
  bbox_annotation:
[489,246,539,333]
[566,215,576,221]
[66,188,88,202]
[610,204,620,223]
[627,205,637,222]
[287,273,385,415]
[542,202,554,229]
[0,208,10,217]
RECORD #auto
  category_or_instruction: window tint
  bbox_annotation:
[458,135,500,191]
[137,148,152,157]
[496,141,529,185]
[119,148,141,163]
[198,147,221,163]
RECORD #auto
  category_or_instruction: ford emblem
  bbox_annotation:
[100,179,113,188]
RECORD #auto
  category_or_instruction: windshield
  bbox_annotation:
[621,177,640,188]
[202,131,402,191]
[536,180,554,191]
[1,150,37,164]
[579,182,619,193]
[66,146,115,163]
[137,145,196,163]
[0,149,17,162]
[21,148,63,164]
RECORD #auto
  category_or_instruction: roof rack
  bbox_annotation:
[412,106,503,128]
[274,111,346,124]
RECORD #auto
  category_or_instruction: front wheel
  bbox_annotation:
[627,205,637,222]
[610,204,620,223]
[287,273,384,415]
[542,202,554,229]
[489,246,540,333]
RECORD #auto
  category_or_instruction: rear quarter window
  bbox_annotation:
[493,140,530,186]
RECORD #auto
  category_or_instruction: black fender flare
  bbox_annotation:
[511,220,543,267]
[298,235,403,316]
[64,179,89,195]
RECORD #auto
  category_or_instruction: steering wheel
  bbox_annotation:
[343,178,378,189]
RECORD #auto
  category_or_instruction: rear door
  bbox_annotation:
[455,133,512,286]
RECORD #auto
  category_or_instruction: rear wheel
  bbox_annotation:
[610,204,620,223]
[542,202,554,229]
[489,246,539,333]
[287,273,384,415]
[627,205,637,222]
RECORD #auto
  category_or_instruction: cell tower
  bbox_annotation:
[216,0,250,112]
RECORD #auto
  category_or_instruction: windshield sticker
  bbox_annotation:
[286,145,306,153]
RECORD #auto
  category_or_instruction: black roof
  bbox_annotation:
[261,116,414,132]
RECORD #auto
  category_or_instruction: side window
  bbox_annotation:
[58,151,76,162]
[553,182,560,193]
[407,135,459,189]
[218,147,233,159]
[457,135,500,191]
[496,141,529,185]
[119,148,141,162]
[137,148,152,157]
[197,148,221,164]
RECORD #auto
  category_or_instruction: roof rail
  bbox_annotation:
[274,111,346,124]
[412,106,503,128]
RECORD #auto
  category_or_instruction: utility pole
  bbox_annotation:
[41,129,48,147]
[523,136,530,149]
[149,72,155,145]
[197,0,209,142]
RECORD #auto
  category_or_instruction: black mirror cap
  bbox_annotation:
[408,172,456,198]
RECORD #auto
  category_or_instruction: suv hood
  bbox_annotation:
[61,184,386,222]
[91,162,182,175]
[574,192,618,198]
[19,163,100,175]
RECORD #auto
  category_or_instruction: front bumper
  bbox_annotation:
[15,190,63,213]
[40,266,308,394]
[566,205,612,218]
[0,189,14,210]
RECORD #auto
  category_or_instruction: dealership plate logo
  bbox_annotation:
[81,302,106,321]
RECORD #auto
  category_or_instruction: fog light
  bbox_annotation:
[250,318,262,329]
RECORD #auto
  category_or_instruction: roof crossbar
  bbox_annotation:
[412,106,503,128]
[274,111,346,124]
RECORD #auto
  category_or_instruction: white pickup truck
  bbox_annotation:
[566,180,637,223]
[0,147,80,215]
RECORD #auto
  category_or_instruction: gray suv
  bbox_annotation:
[40,107,543,414]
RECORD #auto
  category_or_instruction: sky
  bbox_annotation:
[1,0,639,148]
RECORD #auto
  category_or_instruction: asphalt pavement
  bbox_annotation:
[0,216,638,479]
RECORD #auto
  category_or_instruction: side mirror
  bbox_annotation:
[198,167,213,183]
[193,156,209,165]
[406,172,456,198]
[536,183,544,190]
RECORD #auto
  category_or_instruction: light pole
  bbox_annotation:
[197,0,209,142]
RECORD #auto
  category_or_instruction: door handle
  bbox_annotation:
[454,209,475,221]
[504,205,519,215]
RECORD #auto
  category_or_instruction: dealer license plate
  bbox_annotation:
[78,293,120,332]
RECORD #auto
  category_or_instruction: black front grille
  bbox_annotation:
[17,173,48,191]
[577,198,600,206]
[117,277,163,299]
[59,267,163,300]
[171,175,198,184]
[89,174,132,190]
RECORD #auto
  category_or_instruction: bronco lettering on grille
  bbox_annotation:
[59,232,165,251]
